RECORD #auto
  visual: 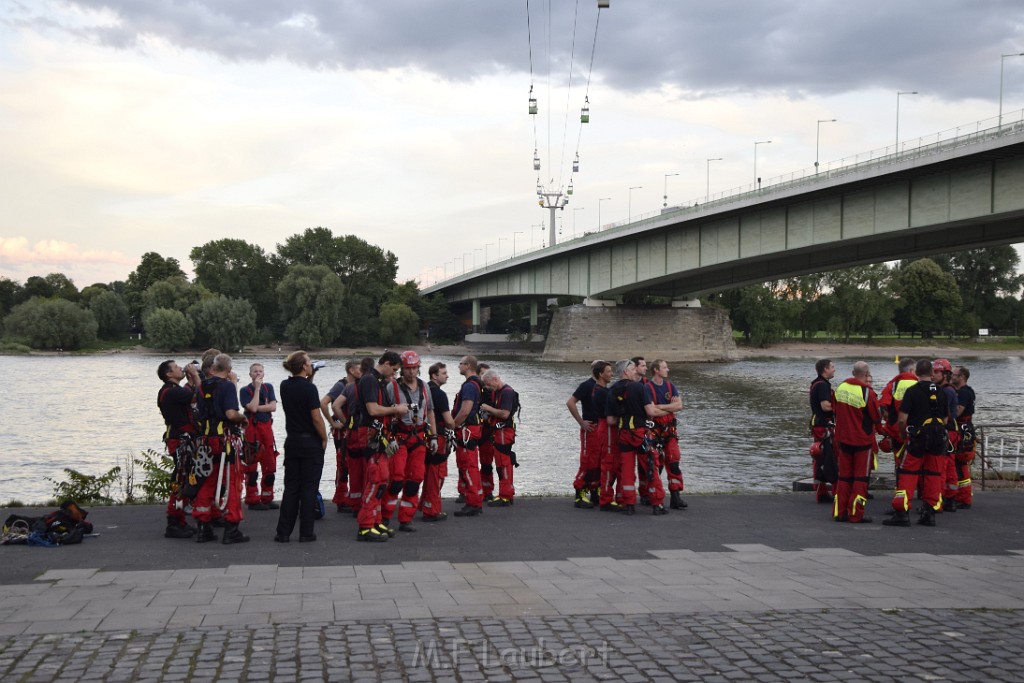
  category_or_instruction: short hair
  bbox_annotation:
[899,357,915,373]
[212,353,233,372]
[379,350,401,366]
[613,359,634,379]
[957,366,970,381]
[651,359,667,373]
[590,359,605,370]
[630,356,645,366]
[282,350,308,375]
[200,348,221,372]
[852,360,869,378]
[815,358,833,375]
[591,360,610,379]
[916,359,933,376]
[249,362,263,372]
[481,369,500,384]
[462,355,479,373]
[157,359,175,382]
[429,362,446,380]
[345,359,359,374]
[360,356,375,374]
[477,362,490,372]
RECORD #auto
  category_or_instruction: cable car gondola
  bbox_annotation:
[567,181,574,196]
[598,0,610,8]
[533,149,541,171]
[528,86,537,115]
[581,96,590,123]
[573,153,580,172]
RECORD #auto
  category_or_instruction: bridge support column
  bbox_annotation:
[472,299,481,333]
[671,296,702,308]
[529,300,539,333]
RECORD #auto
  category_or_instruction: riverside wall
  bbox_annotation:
[542,305,739,362]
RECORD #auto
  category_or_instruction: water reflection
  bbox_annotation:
[0,353,1020,504]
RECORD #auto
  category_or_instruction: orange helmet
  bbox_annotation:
[932,358,952,373]
[400,350,420,368]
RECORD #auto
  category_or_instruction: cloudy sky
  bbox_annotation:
[2,0,1024,289]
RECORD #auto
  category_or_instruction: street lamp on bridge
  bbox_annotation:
[815,119,836,173]
[628,186,643,223]
[1000,53,1024,127]
[753,140,771,189]
[896,90,918,152]
[663,172,679,208]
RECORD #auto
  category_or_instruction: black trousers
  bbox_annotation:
[275,436,325,539]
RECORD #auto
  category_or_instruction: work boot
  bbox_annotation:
[574,491,594,509]
[455,494,466,505]
[600,502,621,512]
[357,527,388,542]
[942,499,958,512]
[917,507,937,527]
[484,492,496,503]
[164,523,196,539]
[589,489,600,509]
[621,504,636,516]
[376,523,396,538]
[652,504,668,516]
[669,491,688,510]
[195,522,217,543]
[247,502,270,511]
[882,511,911,527]
[959,502,972,510]
[453,505,483,517]
[221,523,250,544]
[487,497,513,507]
[639,496,650,506]
[398,522,417,533]
[422,512,448,522]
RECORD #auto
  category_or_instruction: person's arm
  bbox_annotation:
[366,401,409,418]
[484,390,511,421]
[566,395,595,432]
[440,410,455,430]
[666,392,683,413]
[897,411,910,441]
[452,400,473,427]
[329,394,347,428]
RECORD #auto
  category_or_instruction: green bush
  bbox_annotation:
[3,297,98,349]
[143,307,194,351]
[48,466,121,505]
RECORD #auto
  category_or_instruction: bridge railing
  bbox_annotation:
[977,424,1024,490]
[424,108,1024,288]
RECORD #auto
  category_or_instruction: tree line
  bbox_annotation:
[0,227,461,351]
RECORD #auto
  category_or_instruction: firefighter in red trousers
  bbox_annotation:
[157,359,201,539]
[646,359,687,510]
[568,361,603,508]
[322,360,362,513]
[193,353,249,544]
[240,363,279,510]
[950,366,976,508]
[452,355,486,517]
[422,362,456,522]
[352,351,407,542]
[883,359,950,528]
[878,357,918,476]
[832,361,882,524]
[609,359,669,515]
[809,359,837,503]
[932,358,961,512]
[480,369,518,507]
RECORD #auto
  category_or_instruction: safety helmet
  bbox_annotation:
[809,441,823,458]
[400,350,420,368]
[932,358,952,373]
[878,436,893,453]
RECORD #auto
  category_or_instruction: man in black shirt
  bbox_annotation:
[809,359,837,503]
[157,359,201,539]
[422,362,455,522]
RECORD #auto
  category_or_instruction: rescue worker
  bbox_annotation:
[322,360,361,513]
[568,361,605,508]
[950,366,976,509]
[597,361,623,512]
[157,359,201,539]
[809,359,837,503]
[343,357,375,516]
[422,362,455,522]
[476,362,495,501]
[240,363,279,510]
[878,357,917,479]
[883,359,950,528]
[480,369,518,507]
[352,351,408,542]
[194,353,249,544]
[647,359,687,510]
[452,355,485,517]
[932,358,960,512]
[832,361,881,523]
[610,359,667,515]
[383,351,437,533]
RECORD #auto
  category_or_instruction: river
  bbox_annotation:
[2,352,1022,504]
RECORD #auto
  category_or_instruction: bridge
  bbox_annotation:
[422,111,1024,361]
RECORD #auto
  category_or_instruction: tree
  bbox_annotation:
[43,273,80,302]
[0,277,24,319]
[378,302,420,344]
[125,252,186,324]
[142,276,210,316]
[22,276,55,300]
[79,284,110,307]
[188,296,258,351]
[931,246,1024,330]
[891,258,963,338]
[190,238,280,329]
[733,285,790,347]
[276,264,346,348]
[90,290,130,339]
[4,297,98,349]
[821,264,895,342]
[420,293,462,342]
[143,308,194,351]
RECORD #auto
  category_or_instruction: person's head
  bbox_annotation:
[459,355,479,377]
[249,363,264,382]
[852,360,870,380]
[915,359,933,379]
[631,356,647,379]
[481,368,504,391]
[345,359,361,381]
[932,358,952,384]
[651,359,669,379]
[591,360,610,380]
[899,357,916,374]
[953,365,970,387]
[359,356,375,375]
[157,360,183,383]
[378,350,402,378]
[399,350,421,382]
[211,353,234,378]
[200,348,221,374]
[599,362,614,384]
[815,358,835,379]
[282,350,309,376]
[614,359,637,382]
[477,362,490,373]
[429,361,449,386]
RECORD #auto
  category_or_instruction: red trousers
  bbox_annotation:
[892,446,946,513]
[491,426,516,500]
[811,426,834,502]
[165,436,190,526]
[346,428,368,512]
[834,442,871,522]
[479,439,495,498]
[357,452,389,530]
[331,428,350,506]
[383,433,427,524]
[616,427,644,506]
[573,426,601,492]
[455,425,484,508]
[599,425,621,506]
[420,435,449,518]
[193,437,243,524]
[244,420,277,504]
[660,432,684,493]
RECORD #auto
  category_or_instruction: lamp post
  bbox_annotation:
[572,208,584,237]
[598,197,611,230]
[663,172,679,207]
[896,90,918,152]
[628,186,643,223]
[705,158,722,203]
[815,119,836,173]
[753,140,771,189]
[513,230,524,256]
[1000,53,1024,127]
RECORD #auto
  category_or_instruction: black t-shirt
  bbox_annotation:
[429,381,450,427]
[355,369,392,424]
[572,377,598,422]
[899,380,950,428]
[810,376,833,424]
[280,375,320,439]
[158,381,195,436]
[622,381,651,423]
[592,383,609,419]
[957,385,976,419]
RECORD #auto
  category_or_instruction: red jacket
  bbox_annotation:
[833,377,881,448]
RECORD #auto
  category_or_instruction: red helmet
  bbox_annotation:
[878,436,893,453]
[932,358,952,373]
[400,350,420,368]
[809,441,823,458]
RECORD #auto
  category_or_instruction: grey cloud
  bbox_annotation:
[23,0,1024,101]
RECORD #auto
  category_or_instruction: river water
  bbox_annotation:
[2,353,1022,504]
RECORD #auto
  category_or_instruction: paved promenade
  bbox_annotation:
[1,492,1023,681]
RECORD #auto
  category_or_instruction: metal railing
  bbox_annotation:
[976,424,1024,490]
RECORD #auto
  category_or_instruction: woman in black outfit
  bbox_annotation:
[274,351,327,543]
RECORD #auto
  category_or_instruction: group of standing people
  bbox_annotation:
[567,357,687,515]
[809,356,977,527]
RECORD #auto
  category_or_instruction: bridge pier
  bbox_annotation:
[472,298,481,333]
[542,305,738,362]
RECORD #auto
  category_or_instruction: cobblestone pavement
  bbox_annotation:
[2,609,1022,682]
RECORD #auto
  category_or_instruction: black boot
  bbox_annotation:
[882,511,911,527]
[221,522,250,544]
[195,521,217,543]
[652,504,668,516]
[669,491,688,510]
[917,507,936,527]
